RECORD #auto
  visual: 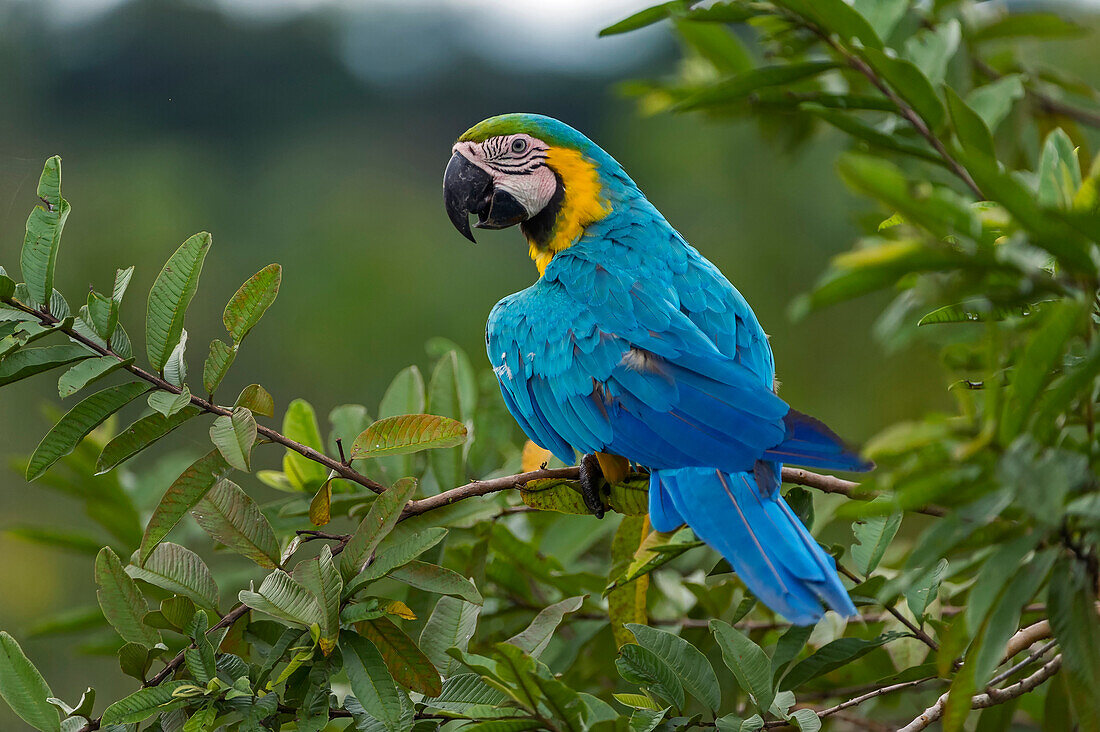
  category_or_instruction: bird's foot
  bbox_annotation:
[578,453,606,519]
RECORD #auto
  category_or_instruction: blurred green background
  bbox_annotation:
[0,0,1096,723]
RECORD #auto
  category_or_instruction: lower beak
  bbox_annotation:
[443,151,529,243]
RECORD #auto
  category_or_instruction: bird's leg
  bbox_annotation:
[578,452,606,519]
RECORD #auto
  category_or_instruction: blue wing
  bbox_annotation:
[486,219,791,473]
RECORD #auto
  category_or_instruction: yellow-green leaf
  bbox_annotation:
[20,156,69,309]
[235,383,274,417]
[351,414,467,459]
[202,338,235,395]
[282,399,328,490]
[223,263,281,344]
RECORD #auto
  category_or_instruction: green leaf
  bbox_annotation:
[341,630,404,732]
[678,62,838,110]
[27,382,149,480]
[522,476,649,517]
[20,156,69,309]
[710,620,774,713]
[1001,301,1083,442]
[507,596,584,659]
[339,477,419,580]
[202,339,235,395]
[222,263,281,343]
[675,19,752,74]
[163,329,188,387]
[903,19,960,86]
[57,356,130,398]
[360,617,443,696]
[422,673,508,718]
[420,597,480,679]
[191,478,280,568]
[140,449,229,564]
[147,386,192,418]
[146,232,210,372]
[427,351,466,490]
[0,345,92,388]
[125,542,219,611]
[599,1,687,36]
[1048,555,1100,694]
[1037,128,1082,209]
[351,414,467,459]
[616,644,685,710]
[972,12,1085,43]
[100,681,192,725]
[807,107,944,165]
[346,527,449,595]
[774,0,883,49]
[0,632,59,732]
[235,384,274,417]
[4,526,104,555]
[966,75,1024,133]
[294,545,343,654]
[209,406,256,472]
[327,403,372,456]
[376,365,426,480]
[906,557,948,619]
[239,569,324,628]
[850,511,902,576]
[182,612,216,684]
[282,399,328,490]
[918,299,1050,326]
[96,405,202,474]
[95,546,160,646]
[388,561,483,605]
[781,632,904,690]
[626,624,722,712]
[861,48,944,129]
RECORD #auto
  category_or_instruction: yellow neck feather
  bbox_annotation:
[527,147,611,276]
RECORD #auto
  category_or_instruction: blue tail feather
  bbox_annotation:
[653,465,857,625]
[764,409,874,472]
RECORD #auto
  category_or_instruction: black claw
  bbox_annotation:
[579,453,606,519]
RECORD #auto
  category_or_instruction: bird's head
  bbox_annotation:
[443,113,617,274]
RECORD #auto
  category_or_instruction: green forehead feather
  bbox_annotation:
[458,113,592,151]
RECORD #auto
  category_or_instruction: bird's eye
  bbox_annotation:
[511,138,528,154]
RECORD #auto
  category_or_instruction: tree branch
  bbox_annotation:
[897,655,1063,732]
[4,297,386,494]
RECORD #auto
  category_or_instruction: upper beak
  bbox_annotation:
[444,150,530,242]
[443,151,491,243]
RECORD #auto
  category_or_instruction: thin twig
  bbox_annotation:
[3,297,386,494]
[838,565,940,652]
[898,655,1063,732]
[762,676,941,728]
[988,639,1057,687]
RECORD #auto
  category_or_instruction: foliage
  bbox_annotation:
[0,1,1097,730]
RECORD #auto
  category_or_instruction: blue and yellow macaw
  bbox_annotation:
[443,114,872,625]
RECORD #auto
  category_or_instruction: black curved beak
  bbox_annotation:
[443,151,529,243]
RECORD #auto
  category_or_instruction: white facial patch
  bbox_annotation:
[452,134,557,218]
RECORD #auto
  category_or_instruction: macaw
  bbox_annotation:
[442,113,872,625]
